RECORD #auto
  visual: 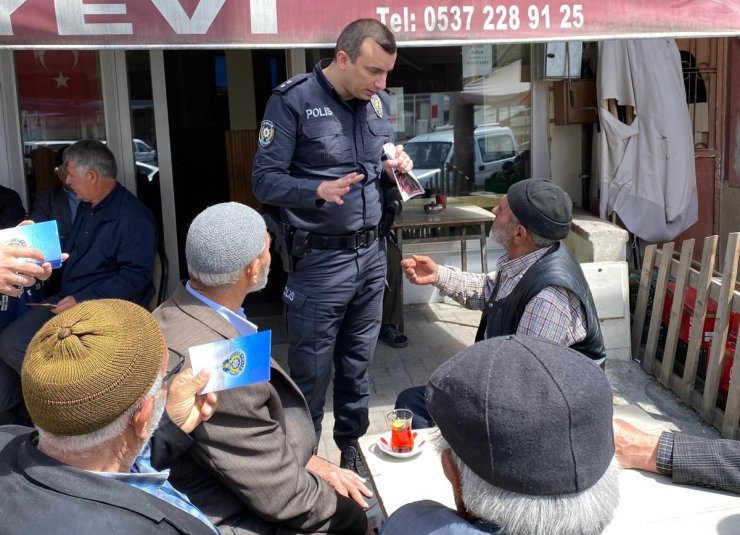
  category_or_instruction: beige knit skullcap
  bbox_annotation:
[22,299,164,436]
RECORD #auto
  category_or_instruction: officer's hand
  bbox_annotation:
[401,254,438,285]
[316,172,364,205]
[383,144,414,174]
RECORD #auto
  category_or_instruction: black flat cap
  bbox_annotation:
[507,178,572,240]
[426,335,613,496]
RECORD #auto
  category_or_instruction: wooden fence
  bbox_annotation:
[632,233,740,440]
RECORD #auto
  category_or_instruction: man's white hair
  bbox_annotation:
[187,265,245,287]
[187,241,268,288]
[37,376,163,455]
[440,433,619,535]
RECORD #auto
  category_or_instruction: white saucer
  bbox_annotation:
[377,431,425,459]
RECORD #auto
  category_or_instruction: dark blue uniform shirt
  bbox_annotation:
[252,60,394,235]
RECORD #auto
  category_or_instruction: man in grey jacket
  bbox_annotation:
[154,202,374,534]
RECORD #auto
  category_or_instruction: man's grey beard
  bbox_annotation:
[253,266,270,292]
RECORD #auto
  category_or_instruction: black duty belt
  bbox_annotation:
[306,226,379,250]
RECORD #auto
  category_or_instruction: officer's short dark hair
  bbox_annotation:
[334,19,396,62]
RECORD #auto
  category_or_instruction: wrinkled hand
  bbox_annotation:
[53,295,78,314]
[401,255,438,285]
[383,144,413,174]
[613,419,660,473]
[306,455,373,508]
[316,172,364,205]
[166,368,218,434]
[0,244,51,297]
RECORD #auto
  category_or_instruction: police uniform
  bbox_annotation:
[252,59,394,450]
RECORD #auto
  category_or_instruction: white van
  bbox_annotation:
[404,125,518,190]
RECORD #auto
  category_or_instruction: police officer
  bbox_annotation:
[252,18,413,473]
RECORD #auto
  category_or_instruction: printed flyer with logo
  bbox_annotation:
[188,331,272,393]
[0,220,63,268]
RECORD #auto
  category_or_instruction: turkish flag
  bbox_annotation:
[16,50,102,115]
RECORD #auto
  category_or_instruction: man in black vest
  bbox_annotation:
[396,179,605,428]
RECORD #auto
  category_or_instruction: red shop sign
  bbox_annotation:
[0,0,738,48]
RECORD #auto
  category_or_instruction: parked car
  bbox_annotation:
[133,138,157,164]
[403,125,518,191]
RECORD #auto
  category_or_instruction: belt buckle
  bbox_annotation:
[354,230,369,249]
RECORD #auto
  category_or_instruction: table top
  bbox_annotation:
[359,415,740,533]
[394,204,494,230]
[358,429,453,516]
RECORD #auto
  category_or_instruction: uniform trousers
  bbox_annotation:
[284,238,386,449]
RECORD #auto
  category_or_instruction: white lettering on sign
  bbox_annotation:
[250,0,277,34]
[56,0,132,35]
[0,0,25,35]
[151,0,225,34]
[306,107,334,119]
[377,3,584,33]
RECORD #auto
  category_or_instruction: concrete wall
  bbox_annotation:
[549,123,584,207]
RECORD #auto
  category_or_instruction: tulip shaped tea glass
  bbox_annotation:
[386,409,414,453]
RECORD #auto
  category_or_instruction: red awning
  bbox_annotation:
[0,0,737,49]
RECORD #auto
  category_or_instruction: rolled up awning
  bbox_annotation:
[0,0,738,49]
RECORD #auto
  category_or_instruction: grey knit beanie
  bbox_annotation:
[186,202,267,276]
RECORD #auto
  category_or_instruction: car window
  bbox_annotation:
[478,135,516,163]
[404,142,452,169]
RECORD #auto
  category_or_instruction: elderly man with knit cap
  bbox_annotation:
[154,202,375,535]
[397,178,605,428]
[382,336,620,535]
[0,299,219,534]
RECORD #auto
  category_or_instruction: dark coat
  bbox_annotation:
[153,285,367,534]
[29,185,74,239]
[0,426,215,535]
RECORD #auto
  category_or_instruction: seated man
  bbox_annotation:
[29,144,78,244]
[396,178,605,427]
[613,419,740,495]
[0,183,25,229]
[0,299,217,534]
[0,243,57,425]
[0,140,157,418]
[382,336,620,535]
[154,202,375,534]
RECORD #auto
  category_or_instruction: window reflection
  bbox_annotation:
[388,44,531,195]
[15,50,104,205]
[126,51,163,244]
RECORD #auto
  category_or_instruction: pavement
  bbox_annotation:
[271,302,721,466]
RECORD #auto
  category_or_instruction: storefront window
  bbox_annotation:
[15,50,104,206]
[307,44,531,197]
[389,44,531,196]
[126,51,163,240]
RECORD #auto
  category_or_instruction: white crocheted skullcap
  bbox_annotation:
[186,202,267,275]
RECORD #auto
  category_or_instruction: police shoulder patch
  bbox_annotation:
[273,73,310,95]
[258,120,275,148]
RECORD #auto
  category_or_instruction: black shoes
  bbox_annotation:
[379,324,408,349]
[339,440,370,479]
